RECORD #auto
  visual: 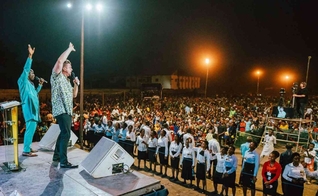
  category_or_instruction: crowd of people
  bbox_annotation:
[4,91,318,195]
[0,45,317,195]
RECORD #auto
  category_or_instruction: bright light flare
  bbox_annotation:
[96,3,103,11]
[67,3,72,8]
[255,70,262,76]
[86,3,93,11]
[205,58,210,64]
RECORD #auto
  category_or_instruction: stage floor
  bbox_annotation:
[0,142,161,196]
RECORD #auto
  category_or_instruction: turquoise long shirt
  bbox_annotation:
[17,58,42,122]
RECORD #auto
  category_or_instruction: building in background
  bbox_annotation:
[126,74,200,90]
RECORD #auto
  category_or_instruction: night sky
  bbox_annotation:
[0,0,317,95]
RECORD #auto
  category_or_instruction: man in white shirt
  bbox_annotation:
[208,134,221,179]
[260,129,276,158]
[183,128,195,148]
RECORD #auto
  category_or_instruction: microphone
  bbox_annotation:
[35,76,48,83]
[71,72,80,86]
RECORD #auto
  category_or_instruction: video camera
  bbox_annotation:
[292,82,298,94]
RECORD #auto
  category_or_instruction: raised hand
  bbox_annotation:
[28,44,35,58]
[69,42,76,52]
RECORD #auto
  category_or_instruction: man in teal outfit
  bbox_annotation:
[18,44,45,157]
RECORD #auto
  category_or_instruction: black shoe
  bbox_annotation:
[60,162,78,168]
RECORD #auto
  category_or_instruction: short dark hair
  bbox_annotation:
[271,150,280,158]
[291,152,300,161]
[286,143,293,149]
[246,136,253,142]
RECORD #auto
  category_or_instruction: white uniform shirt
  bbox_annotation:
[156,136,168,156]
[183,133,195,148]
[180,146,195,167]
[136,135,147,151]
[194,147,211,172]
[169,141,182,158]
[208,138,221,160]
[215,153,226,173]
[283,163,307,182]
[126,131,136,142]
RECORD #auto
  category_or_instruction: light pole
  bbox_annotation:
[204,58,210,98]
[305,56,312,84]
[256,71,260,95]
[68,2,103,149]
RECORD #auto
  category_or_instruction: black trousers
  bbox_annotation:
[53,114,72,164]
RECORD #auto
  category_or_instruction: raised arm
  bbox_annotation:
[52,42,75,74]
[28,44,35,59]
[18,44,35,85]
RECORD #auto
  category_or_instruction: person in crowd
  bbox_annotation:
[261,150,282,196]
[293,82,308,118]
[308,131,318,169]
[135,129,147,170]
[162,123,173,145]
[169,134,182,181]
[84,117,95,149]
[304,143,316,184]
[302,161,318,196]
[180,137,195,187]
[240,136,253,165]
[183,128,195,148]
[205,128,214,142]
[228,121,237,145]
[245,118,252,132]
[105,120,114,139]
[92,118,106,146]
[101,111,108,126]
[194,140,211,193]
[240,141,260,196]
[140,120,151,141]
[125,115,135,128]
[239,119,246,133]
[282,152,306,196]
[112,122,121,143]
[125,125,136,157]
[212,146,229,195]
[156,129,169,177]
[260,129,276,158]
[208,133,220,179]
[221,145,237,196]
[18,44,45,157]
[51,43,79,168]
[147,130,158,173]
[279,143,293,195]
[217,121,226,146]
[71,115,80,140]
[118,122,128,149]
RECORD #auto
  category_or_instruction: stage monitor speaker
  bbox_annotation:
[39,124,78,150]
[80,137,134,178]
[272,106,294,118]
